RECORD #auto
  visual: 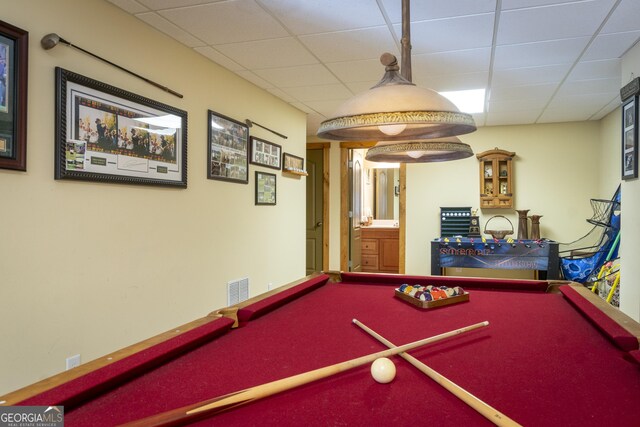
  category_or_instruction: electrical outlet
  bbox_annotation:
[268,282,272,291]
[66,354,81,370]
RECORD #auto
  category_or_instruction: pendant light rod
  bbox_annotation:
[401,0,412,83]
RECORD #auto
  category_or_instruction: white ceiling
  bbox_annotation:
[106,0,640,136]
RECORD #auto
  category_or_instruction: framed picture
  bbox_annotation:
[250,136,281,170]
[0,20,28,171]
[255,171,276,205]
[283,152,304,173]
[622,96,638,180]
[208,110,249,184]
[55,67,187,187]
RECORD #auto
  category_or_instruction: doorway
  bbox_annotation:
[339,142,406,273]
[306,143,330,274]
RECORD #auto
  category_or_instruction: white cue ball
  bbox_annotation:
[371,357,396,384]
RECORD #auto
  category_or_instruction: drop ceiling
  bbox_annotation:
[106,0,640,136]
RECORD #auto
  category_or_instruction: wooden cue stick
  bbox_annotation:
[353,319,522,427]
[120,321,488,427]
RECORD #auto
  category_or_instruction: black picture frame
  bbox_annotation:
[208,110,249,184]
[55,68,187,187]
[622,96,638,180]
[250,136,281,170]
[282,152,304,173]
[255,171,276,205]
[0,20,28,171]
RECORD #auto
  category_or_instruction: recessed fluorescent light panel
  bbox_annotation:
[440,89,485,114]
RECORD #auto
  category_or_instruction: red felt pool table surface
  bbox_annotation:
[3,272,640,426]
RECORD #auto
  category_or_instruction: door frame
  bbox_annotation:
[339,142,406,273]
[306,142,330,272]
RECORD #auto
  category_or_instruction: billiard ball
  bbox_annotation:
[371,357,396,383]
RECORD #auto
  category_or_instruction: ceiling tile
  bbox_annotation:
[488,97,551,113]
[158,0,288,44]
[290,102,315,114]
[235,70,274,89]
[491,63,571,87]
[490,83,557,101]
[265,88,298,103]
[106,0,640,135]
[419,72,489,92]
[135,12,205,47]
[494,37,590,69]
[299,27,398,63]
[498,1,616,45]
[107,0,149,14]
[397,14,494,54]
[601,0,640,34]
[193,46,244,71]
[411,48,492,76]
[326,58,387,83]
[304,100,345,118]
[345,81,379,94]
[568,59,621,81]
[253,64,340,88]
[137,0,220,9]
[258,0,386,35]
[537,108,594,123]
[214,38,318,69]
[281,84,353,102]
[546,92,620,113]
[556,78,620,97]
[581,31,640,61]
[501,0,581,10]
[380,0,496,22]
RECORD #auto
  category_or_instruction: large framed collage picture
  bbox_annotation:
[55,67,187,187]
[0,20,28,171]
[208,110,249,184]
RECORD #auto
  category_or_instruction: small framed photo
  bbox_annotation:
[0,20,28,171]
[622,96,638,180]
[208,110,249,184]
[255,171,276,205]
[55,68,187,187]
[283,152,304,173]
[250,136,281,170]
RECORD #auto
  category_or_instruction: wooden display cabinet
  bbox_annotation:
[476,148,515,209]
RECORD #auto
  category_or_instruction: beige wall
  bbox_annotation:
[0,0,307,395]
[406,121,604,275]
[620,41,640,320]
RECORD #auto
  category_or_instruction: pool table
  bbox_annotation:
[2,272,639,426]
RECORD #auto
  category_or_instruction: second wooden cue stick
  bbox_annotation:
[353,319,522,427]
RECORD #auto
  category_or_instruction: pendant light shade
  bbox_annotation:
[365,137,474,163]
[317,54,476,141]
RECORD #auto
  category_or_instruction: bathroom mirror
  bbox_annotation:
[373,167,399,220]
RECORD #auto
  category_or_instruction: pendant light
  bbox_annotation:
[316,0,476,162]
